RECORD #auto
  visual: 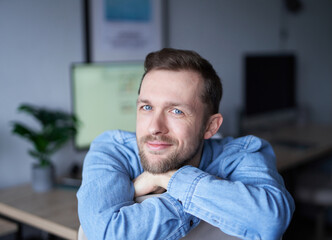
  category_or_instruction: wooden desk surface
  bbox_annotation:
[0,185,79,240]
[0,218,17,236]
[253,124,332,171]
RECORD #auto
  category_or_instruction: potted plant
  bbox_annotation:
[11,104,78,192]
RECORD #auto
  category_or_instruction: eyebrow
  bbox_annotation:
[136,98,150,106]
[137,98,193,111]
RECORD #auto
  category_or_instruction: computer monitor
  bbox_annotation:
[241,53,297,132]
[71,62,144,149]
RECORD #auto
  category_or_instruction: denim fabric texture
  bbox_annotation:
[77,130,295,240]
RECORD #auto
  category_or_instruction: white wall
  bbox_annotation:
[286,0,332,123]
[0,0,331,188]
[0,0,86,188]
[168,0,332,135]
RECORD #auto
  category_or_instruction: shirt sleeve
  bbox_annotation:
[167,136,295,240]
[77,132,198,240]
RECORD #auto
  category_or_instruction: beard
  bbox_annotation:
[137,130,205,174]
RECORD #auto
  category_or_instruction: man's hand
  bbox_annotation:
[133,170,176,197]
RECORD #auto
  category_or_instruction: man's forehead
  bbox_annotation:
[138,70,204,108]
[141,69,202,90]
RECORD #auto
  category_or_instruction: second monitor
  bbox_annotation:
[71,62,144,149]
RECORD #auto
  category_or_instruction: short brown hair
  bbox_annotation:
[138,48,222,116]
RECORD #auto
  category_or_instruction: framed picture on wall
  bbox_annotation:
[84,0,165,62]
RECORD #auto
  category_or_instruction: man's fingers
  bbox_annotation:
[133,172,158,197]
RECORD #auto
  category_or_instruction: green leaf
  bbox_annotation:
[11,123,37,141]
[12,103,79,165]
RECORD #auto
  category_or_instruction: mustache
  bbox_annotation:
[140,135,178,145]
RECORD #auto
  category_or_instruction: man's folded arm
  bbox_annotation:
[167,166,293,240]
[166,138,295,240]
[77,149,196,240]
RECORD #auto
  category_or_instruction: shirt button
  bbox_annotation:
[177,199,182,205]
[190,220,194,227]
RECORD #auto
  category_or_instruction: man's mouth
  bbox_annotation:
[146,141,173,151]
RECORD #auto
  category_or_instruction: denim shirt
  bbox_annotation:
[77,130,295,240]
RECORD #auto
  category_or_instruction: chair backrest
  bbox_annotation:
[78,225,88,240]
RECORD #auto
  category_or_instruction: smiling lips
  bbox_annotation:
[147,141,173,151]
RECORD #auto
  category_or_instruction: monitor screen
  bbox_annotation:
[244,53,296,116]
[71,62,144,149]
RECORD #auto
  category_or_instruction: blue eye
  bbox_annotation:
[172,109,183,115]
[142,105,152,111]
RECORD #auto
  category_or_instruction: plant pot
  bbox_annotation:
[31,164,55,192]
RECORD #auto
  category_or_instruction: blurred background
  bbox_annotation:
[0,0,331,239]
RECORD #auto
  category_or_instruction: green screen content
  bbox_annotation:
[72,62,144,149]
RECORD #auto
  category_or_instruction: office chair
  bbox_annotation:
[78,225,87,240]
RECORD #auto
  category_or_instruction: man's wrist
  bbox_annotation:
[156,170,177,189]
[133,170,177,197]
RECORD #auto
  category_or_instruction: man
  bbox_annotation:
[77,48,295,240]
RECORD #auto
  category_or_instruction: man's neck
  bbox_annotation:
[187,142,204,169]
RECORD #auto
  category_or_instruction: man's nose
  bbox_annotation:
[148,111,168,135]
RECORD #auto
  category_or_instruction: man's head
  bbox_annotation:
[138,48,223,118]
[136,48,223,174]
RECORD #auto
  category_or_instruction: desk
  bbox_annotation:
[0,185,79,240]
[252,124,332,171]
[0,218,17,237]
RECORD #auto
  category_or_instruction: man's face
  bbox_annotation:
[136,69,207,174]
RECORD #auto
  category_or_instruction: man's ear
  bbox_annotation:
[204,113,223,139]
